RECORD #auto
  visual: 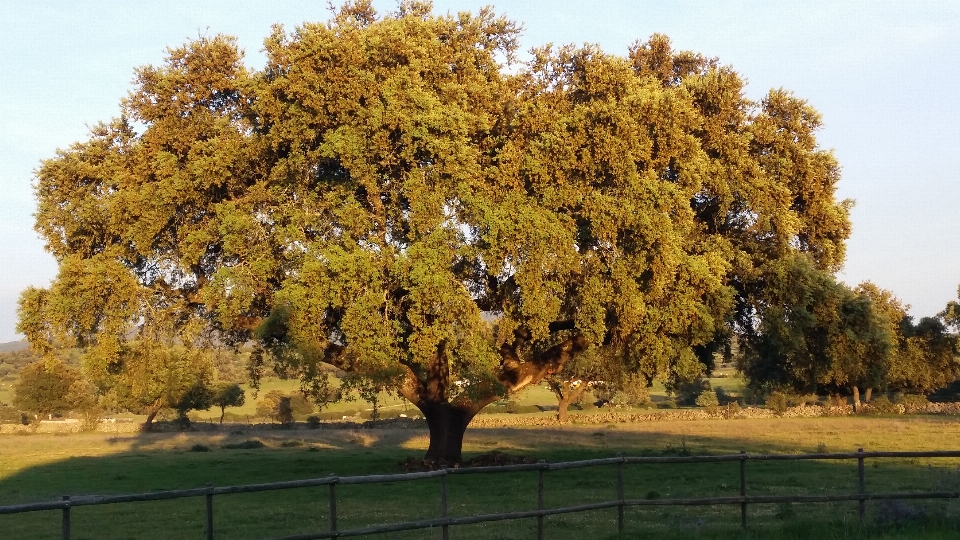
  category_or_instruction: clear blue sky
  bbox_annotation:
[1,1,958,343]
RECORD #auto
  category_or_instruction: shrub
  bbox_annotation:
[306,415,321,428]
[189,444,211,452]
[766,391,789,416]
[695,389,719,413]
[670,378,710,406]
[863,395,899,415]
[78,407,103,432]
[928,380,960,403]
[893,393,929,413]
[609,376,650,408]
[657,400,677,409]
[222,439,266,450]
[280,440,305,447]
[739,386,764,406]
[606,391,631,408]
[787,393,820,407]
[505,401,540,414]
[722,401,741,419]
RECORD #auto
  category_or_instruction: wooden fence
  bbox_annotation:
[2,449,960,539]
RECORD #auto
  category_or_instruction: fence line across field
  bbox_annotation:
[3,450,960,539]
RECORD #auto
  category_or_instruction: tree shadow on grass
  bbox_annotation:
[1,416,959,539]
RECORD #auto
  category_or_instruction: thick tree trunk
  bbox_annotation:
[141,398,164,431]
[142,408,161,431]
[557,394,573,423]
[421,402,476,465]
[391,326,589,464]
[554,382,588,423]
[864,388,873,404]
[852,386,861,413]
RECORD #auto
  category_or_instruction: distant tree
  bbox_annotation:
[546,378,590,423]
[95,342,215,430]
[695,388,720,413]
[888,317,959,394]
[256,389,312,424]
[211,382,245,423]
[544,348,611,422]
[12,358,85,421]
[858,283,960,396]
[0,349,41,379]
[741,256,892,409]
[941,284,960,333]
[255,390,284,422]
[173,379,215,426]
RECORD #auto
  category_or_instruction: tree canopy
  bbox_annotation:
[739,258,890,405]
[12,358,87,420]
[20,1,853,462]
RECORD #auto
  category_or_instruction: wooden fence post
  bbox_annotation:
[857,448,866,522]
[739,451,747,529]
[537,460,546,540]
[328,474,339,538]
[440,469,449,540]
[616,453,625,537]
[205,483,214,540]
[61,495,70,540]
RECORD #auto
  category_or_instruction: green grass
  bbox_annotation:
[1,416,960,539]
[0,379,14,407]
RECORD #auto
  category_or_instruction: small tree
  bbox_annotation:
[13,358,84,422]
[66,376,103,431]
[173,381,215,428]
[767,391,789,416]
[741,256,892,409]
[545,347,606,422]
[256,390,313,424]
[547,378,592,422]
[695,389,719,413]
[212,382,245,424]
[255,390,284,421]
[941,285,960,332]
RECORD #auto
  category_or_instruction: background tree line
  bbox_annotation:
[3,280,958,428]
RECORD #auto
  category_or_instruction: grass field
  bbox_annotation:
[0,378,14,407]
[2,416,960,539]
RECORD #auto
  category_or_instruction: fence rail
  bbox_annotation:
[3,449,960,539]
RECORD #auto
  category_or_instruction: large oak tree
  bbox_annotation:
[20,1,851,462]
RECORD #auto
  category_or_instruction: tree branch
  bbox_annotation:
[498,334,589,393]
